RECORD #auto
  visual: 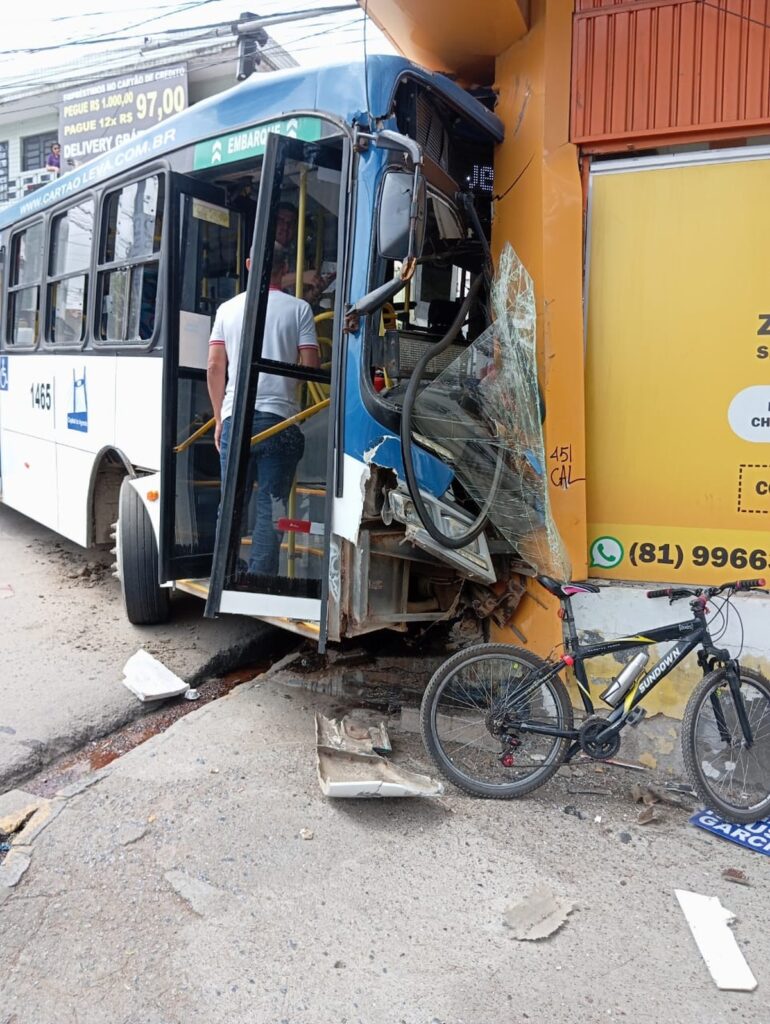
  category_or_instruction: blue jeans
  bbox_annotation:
[220,412,305,576]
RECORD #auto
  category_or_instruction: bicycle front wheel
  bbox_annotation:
[419,644,573,799]
[683,666,770,823]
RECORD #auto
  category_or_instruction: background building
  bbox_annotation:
[0,22,294,206]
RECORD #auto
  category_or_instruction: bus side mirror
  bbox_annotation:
[377,169,426,263]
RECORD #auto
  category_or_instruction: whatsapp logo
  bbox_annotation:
[590,536,624,569]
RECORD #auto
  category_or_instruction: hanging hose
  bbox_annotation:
[400,274,502,550]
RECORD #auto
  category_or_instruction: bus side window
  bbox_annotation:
[46,199,94,347]
[6,221,44,349]
[95,175,164,346]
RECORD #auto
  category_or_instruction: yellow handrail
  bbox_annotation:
[250,398,330,446]
[174,395,329,454]
[174,417,215,453]
[174,277,332,456]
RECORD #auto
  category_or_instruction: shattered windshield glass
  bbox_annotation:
[412,244,571,581]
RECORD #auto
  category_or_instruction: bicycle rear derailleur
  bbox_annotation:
[578,716,621,760]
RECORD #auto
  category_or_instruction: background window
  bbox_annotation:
[102,177,163,262]
[6,222,44,348]
[47,199,94,345]
[96,176,164,345]
[22,132,59,172]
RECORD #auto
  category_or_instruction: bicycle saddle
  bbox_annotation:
[536,576,601,598]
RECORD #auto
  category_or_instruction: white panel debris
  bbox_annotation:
[121,649,190,702]
[675,889,757,991]
[316,750,444,798]
[315,711,442,797]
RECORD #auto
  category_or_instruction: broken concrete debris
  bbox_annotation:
[637,805,661,826]
[0,848,31,888]
[116,823,148,847]
[121,649,191,702]
[0,788,41,835]
[562,805,584,820]
[0,789,67,892]
[315,712,442,798]
[165,869,228,917]
[675,889,756,991]
[631,782,693,810]
[503,886,574,941]
[721,867,750,886]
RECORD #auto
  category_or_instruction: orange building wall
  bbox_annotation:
[491,0,588,653]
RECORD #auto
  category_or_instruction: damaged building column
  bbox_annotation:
[491,0,588,655]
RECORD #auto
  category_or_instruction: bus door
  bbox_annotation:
[204,132,347,645]
[160,174,243,582]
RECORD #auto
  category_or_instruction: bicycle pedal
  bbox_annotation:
[626,707,646,728]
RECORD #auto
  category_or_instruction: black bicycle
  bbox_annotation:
[420,576,770,823]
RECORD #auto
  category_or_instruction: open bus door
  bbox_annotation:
[159,174,244,584]
[204,133,347,647]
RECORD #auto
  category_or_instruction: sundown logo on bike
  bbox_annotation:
[635,644,685,699]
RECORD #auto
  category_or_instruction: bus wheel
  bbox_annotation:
[116,478,170,625]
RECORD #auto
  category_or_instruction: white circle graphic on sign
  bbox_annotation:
[728,386,770,443]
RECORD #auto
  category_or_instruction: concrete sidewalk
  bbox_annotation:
[0,504,279,790]
[1,662,766,1024]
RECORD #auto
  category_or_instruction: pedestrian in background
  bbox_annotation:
[45,142,61,176]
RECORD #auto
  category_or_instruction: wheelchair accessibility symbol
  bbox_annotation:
[0,356,8,391]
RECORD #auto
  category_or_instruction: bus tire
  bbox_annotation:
[117,478,170,626]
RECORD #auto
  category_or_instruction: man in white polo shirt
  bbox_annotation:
[207,243,320,576]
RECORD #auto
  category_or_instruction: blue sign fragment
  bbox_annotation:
[690,809,770,856]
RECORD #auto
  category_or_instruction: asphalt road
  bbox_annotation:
[0,503,279,789]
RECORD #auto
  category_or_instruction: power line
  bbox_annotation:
[0,17,367,117]
[49,0,359,22]
[2,1,362,55]
[0,8,361,88]
[0,0,225,56]
[50,0,222,22]
[0,9,363,82]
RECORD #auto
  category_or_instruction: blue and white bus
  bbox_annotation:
[0,56,514,648]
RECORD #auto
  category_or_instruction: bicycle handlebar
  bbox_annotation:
[646,578,766,601]
[733,578,766,591]
[647,588,692,600]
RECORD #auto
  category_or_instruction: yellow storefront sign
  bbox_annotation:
[586,153,770,584]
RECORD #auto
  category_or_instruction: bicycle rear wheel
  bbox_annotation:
[682,666,770,823]
[419,643,573,799]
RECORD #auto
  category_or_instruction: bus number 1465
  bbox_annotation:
[30,383,52,410]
